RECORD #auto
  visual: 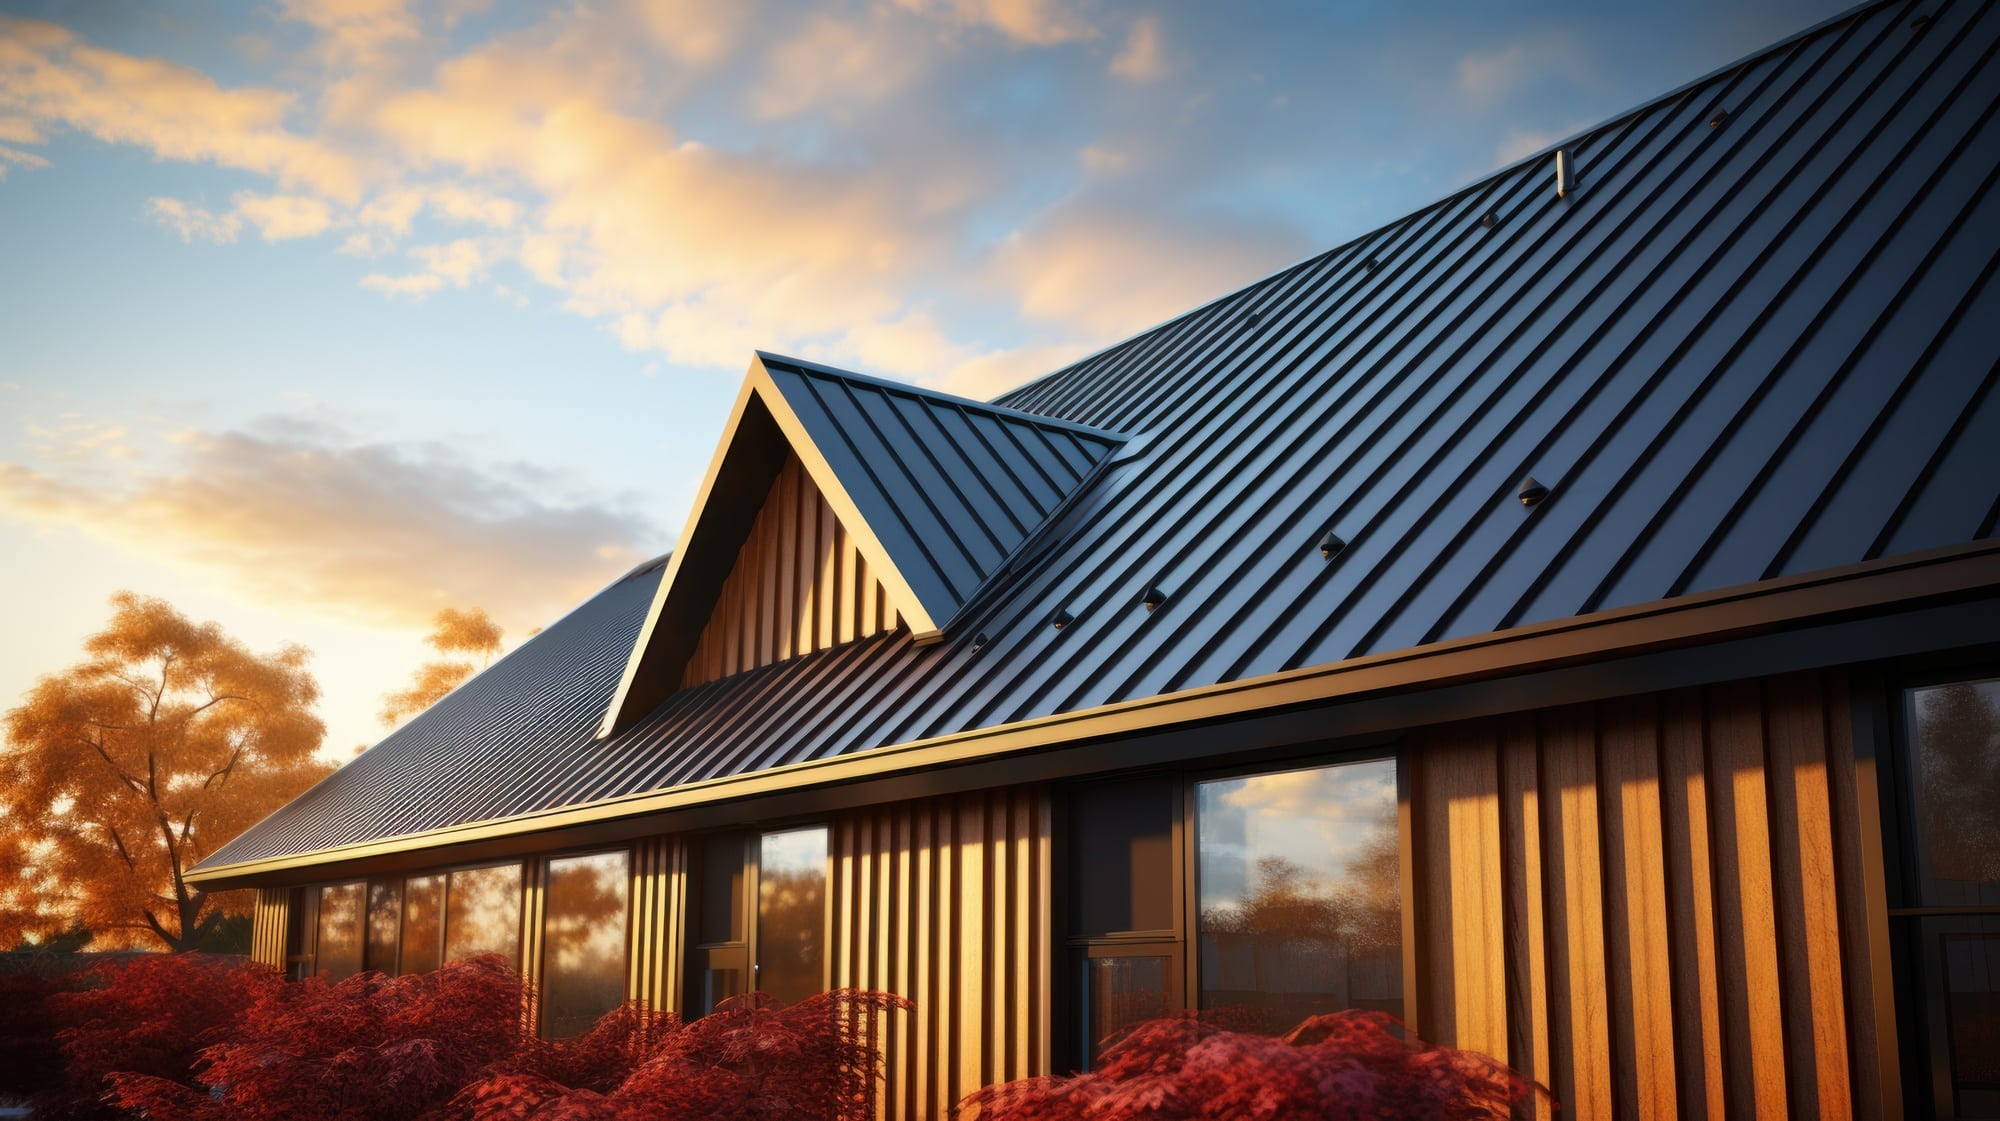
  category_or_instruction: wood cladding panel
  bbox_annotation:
[684,454,902,687]
[251,887,289,970]
[1412,670,1876,1120]
[829,787,1050,1121]
[628,836,687,1015]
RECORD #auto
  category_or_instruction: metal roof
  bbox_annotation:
[200,0,2000,872]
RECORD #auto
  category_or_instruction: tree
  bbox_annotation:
[381,607,504,727]
[0,593,333,951]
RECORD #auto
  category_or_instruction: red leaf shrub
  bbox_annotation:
[445,989,912,1121]
[106,953,527,1121]
[46,953,278,1120]
[957,1009,1553,1121]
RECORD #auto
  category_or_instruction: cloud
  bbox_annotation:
[234,191,335,240]
[0,16,364,201]
[1110,16,1167,83]
[278,0,421,69]
[891,0,1097,45]
[1457,29,1597,101]
[359,271,443,297]
[0,422,656,629]
[0,143,50,179]
[146,197,243,243]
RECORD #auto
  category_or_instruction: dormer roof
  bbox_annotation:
[598,352,1125,736]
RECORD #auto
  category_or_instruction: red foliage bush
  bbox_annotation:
[957,1009,1553,1121]
[446,989,912,1121]
[46,953,278,1120]
[105,953,526,1121]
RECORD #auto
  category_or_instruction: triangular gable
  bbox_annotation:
[600,352,1125,736]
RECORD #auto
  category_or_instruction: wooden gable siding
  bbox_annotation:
[1412,669,1889,1120]
[251,887,289,969]
[683,453,902,688]
[830,787,1052,1121]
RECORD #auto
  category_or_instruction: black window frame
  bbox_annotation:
[682,822,830,1017]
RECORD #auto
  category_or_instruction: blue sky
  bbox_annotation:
[0,0,1859,757]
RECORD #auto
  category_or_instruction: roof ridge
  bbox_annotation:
[755,350,1127,442]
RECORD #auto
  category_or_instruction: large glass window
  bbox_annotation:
[1065,774,1181,1067]
[445,863,522,966]
[365,881,401,974]
[400,874,445,974]
[1903,676,2000,1118]
[758,828,827,1005]
[314,882,366,981]
[1196,757,1402,1024]
[541,851,630,1038]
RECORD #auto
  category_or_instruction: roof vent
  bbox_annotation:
[1364,258,1381,271]
[1140,585,1168,612]
[1051,609,1074,630]
[1554,149,1576,197]
[1243,312,1261,327]
[971,632,989,651]
[1911,13,1934,31]
[1518,477,1550,507]
[1708,108,1731,128]
[1318,530,1346,558]
[1480,210,1500,230]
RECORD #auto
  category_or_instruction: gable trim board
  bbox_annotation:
[600,352,1125,737]
[185,534,2000,888]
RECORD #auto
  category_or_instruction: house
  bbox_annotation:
[187,0,2000,1115]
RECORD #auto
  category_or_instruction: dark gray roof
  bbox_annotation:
[202,0,2000,870]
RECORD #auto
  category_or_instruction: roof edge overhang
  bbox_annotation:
[188,537,2000,890]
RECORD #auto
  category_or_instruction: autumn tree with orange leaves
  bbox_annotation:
[380,607,504,727]
[0,593,334,950]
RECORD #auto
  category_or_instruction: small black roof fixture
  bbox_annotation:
[1140,585,1168,612]
[1051,609,1074,630]
[1480,210,1500,229]
[1364,257,1381,271]
[1318,530,1346,558]
[1243,311,1261,327]
[1709,107,1731,128]
[1911,12,1934,31]
[970,632,989,651]
[1518,477,1551,507]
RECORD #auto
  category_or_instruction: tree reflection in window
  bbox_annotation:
[541,851,629,1038]
[401,874,444,974]
[445,863,521,967]
[758,828,826,1005]
[315,882,365,981]
[1910,679,2000,906]
[1197,758,1401,1024]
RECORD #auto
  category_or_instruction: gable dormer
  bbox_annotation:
[600,352,1126,737]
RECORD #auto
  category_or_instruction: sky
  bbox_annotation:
[0,0,1860,761]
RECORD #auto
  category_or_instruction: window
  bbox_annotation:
[1059,755,1402,1070]
[1899,676,2000,1118]
[314,882,366,981]
[1063,774,1182,1067]
[365,881,401,974]
[400,874,445,974]
[444,863,523,967]
[1196,758,1402,1023]
[687,826,828,1015]
[541,851,630,1038]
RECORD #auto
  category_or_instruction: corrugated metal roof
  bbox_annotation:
[201,0,2000,871]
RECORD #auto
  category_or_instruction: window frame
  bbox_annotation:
[535,846,635,1039]
[284,858,528,981]
[1054,740,1409,1072]
[682,822,830,1018]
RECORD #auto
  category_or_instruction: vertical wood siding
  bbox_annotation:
[683,453,902,687]
[1412,669,1877,1120]
[250,887,289,970]
[829,787,1051,1121]
[520,861,548,1035]
[628,835,687,1014]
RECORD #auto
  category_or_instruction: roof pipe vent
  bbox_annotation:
[971,632,989,651]
[1051,609,1074,630]
[1708,108,1731,128]
[1555,149,1576,198]
[1318,531,1346,558]
[1518,477,1550,507]
[1911,13,1934,31]
[1364,258,1381,271]
[1480,210,1500,230]
[1140,585,1168,612]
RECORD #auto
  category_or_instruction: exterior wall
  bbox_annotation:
[829,787,1052,1121]
[683,453,902,688]
[250,887,289,970]
[628,835,688,1015]
[1411,669,1887,1119]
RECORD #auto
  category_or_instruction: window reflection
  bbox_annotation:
[401,874,444,974]
[1197,758,1401,1024]
[1909,678,2000,907]
[541,852,630,1038]
[445,863,522,967]
[758,828,826,1005]
[365,882,400,974]
[1086,955,1167,1059]
[315,882,365,981]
